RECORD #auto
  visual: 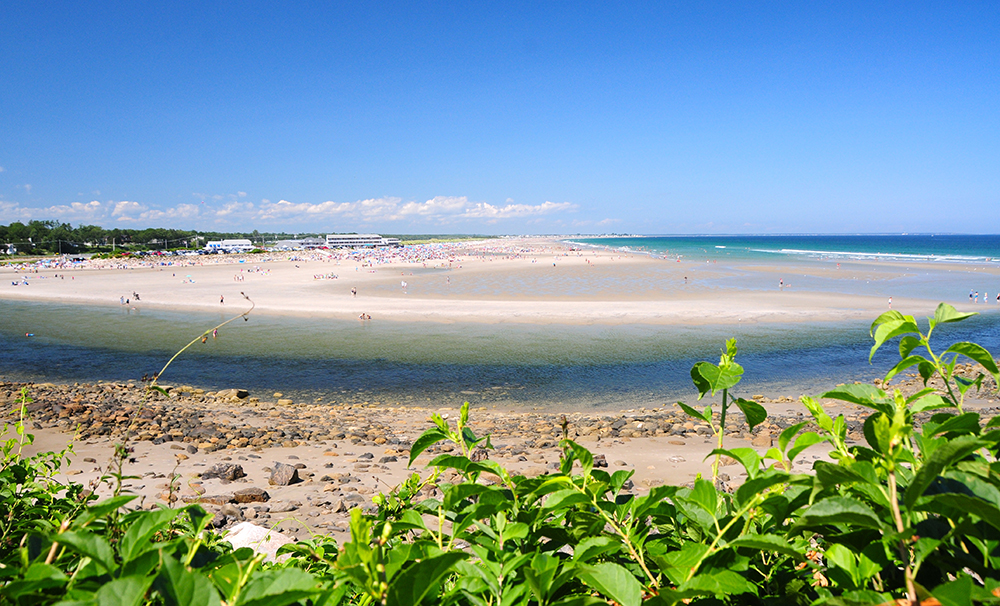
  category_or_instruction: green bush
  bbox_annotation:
[2,303,1000,605]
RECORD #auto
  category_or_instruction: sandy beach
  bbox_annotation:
[0,237,968,325]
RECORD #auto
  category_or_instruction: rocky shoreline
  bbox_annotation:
[3,369,998,542]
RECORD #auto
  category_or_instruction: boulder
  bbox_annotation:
[181,494,234,506]
[233,487,270,503]
[201,463,246,482]
[269,462,300,486]
[224,522,293,563]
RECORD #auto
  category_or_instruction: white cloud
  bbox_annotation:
[0,193,581,229]
[23,184,32,193]
[463,200,577,219]
[0,166,5,172]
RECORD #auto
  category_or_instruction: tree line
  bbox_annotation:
[0,220,321,254]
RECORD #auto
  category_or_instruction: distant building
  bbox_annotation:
[205,239,254,253]
[325,234,400,248]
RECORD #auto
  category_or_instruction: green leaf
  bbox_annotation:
[899,335,922,358]
[933,303,977,327]
[237,568,318,606]
[707,447,761,479]
[572,536,621,562]
[787,432,824,463]
[726,534,806,560]
[801,396,833,431]
[691,360,743,398]
[928,413,981,437]
[577,562,641,606]
[944,341,1000,383]
[904,434,986,508]
[909,393,951,414]
[821,384,891,414]
[57,531,116,573]
[157,553,222,606]
[733,398,766,432]
[884,354,932,383]
[95,575,153,606]
[735,472,789,506]
[680,569,757,596]
[119,507,182,562]
[654,543,711,586]
[74,495,138,528]
[688,478,719,515]
[933,574,974,606]
[795,496,883,530]
[676,402,710,423]
[563,439,594,478]
[386,552,468,606]
[543,488,592,512]
[408,429,449,467]
[869,313,921,361]
[921,493,1000,532]
[778,421,808,454]
[427,454,491,476]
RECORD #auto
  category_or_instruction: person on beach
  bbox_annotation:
[975,292,979,303]
[220,295,225,304]
[779,279,783,289]
[351,287,357,297]
[888,296,892,309]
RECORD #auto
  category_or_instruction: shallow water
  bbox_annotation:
[4,299,1000,411]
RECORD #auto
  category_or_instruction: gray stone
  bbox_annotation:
[233,487,270,503]
[593,454,609,468]
[202,463,246,482]
[220,503,244,520]
[269,462,301,486]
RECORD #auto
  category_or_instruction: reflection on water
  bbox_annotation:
[3,300,1000,410]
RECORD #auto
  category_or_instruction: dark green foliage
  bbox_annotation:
[3,304,1000,604]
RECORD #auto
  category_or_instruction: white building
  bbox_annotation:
[325,234,400,248]
[205,239,255,253]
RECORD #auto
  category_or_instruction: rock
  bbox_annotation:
[220,503,244,520]
[332,499,347,513]
[217,388,250,400]
[277,399,294,406]
[751,434,772,448]
[269,462,301,486]
[719,456,739,467]
[186,445,198,454]
[613,460,627,467]
[181,494,234,506]
[211,511,227,528]
[233,487,270,503]
[270,501,299,513]
[202,463,246,482]
[470,448,489,462]
[357,452,374,460]
[593,454,609,468]
[224,522,293,563]
[379,455,398,463]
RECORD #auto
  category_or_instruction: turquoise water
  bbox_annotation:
[569,234,1000,264]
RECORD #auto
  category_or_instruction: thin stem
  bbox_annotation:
[887,470,916,605]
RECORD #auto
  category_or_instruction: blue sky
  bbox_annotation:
[1,3,997,234]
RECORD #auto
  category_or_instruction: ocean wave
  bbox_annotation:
[751,248,997,263]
